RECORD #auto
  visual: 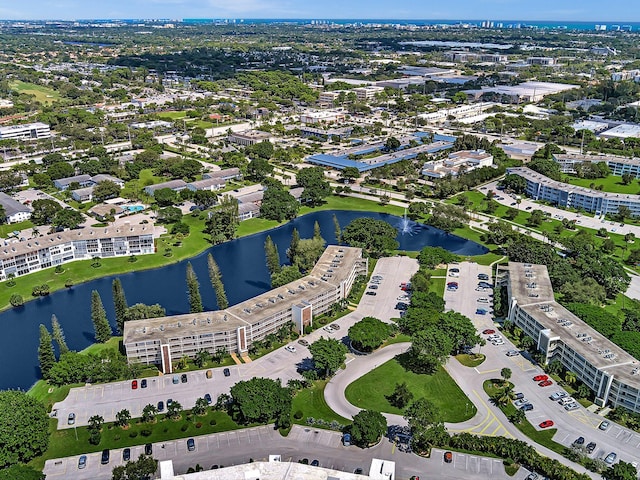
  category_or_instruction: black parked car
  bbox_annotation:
[145,443,153,456]
[123,448,131,462]
[101,449,110,465]
[586,442,596,454]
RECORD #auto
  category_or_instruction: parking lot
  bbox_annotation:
[443,262,640,469]
[53,256,419,429]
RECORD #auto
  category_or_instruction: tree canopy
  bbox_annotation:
[0,391,49,467]
[348,317,392,352]
[309,337,348,377]
[341,217,398,257]
[229,377,291,428]
[351,410,387,447]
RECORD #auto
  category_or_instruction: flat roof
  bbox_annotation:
[124,246,363,345]
[508,262,639,385]
[508,166,640,201]
[306,133,455,172]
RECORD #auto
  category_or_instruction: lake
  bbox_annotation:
[0,210,486,391]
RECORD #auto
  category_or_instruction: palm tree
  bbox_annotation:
[565,371,578,386]
[194,349,209,368]
[501,368,512,385]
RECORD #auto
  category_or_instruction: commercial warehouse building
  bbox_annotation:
[123,246,367,373]
[0,223,155,280]
[503,262,640,412]
[507,166,640,217]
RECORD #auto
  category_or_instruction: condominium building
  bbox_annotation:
[227,130,273,146]
[0,223,155,280]
[417,102,496,124]
[507,166,640,217]
[0,122,51,141]
[552,153,640,177]
[503,262,640,412]
[123,246,367,373]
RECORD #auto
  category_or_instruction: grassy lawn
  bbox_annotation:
[0,219,34,237]
[344,355,476,422]
[10,80,60,103]
[482,380,564,455]
[565,175,640,195]
[429,277,446,296]
[29,410,242,471]
[455,353,486,367]
[291,380,351,426]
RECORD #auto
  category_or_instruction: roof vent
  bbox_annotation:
[160,325,164,331]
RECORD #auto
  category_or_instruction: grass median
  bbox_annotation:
[345,354,476,422]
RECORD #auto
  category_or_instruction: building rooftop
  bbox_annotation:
[124,246,362,345]
[0,192,31,217]
[158,460,370,480]
[508,166,640,201]
[188,178,225,189]
[55,174,92,186]
[145,180,187,192]
[0,122,49,133]
[508,262,640,385]
[0,223,154,260]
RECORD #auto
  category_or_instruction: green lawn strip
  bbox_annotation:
[344,356,476,422]
[29,410,242,471]
[482,380,565,455]
[455,354,486,367]
[429,277,446,296]
[0,220,34,237]
[381,333,412,347]
[291,380,351,426]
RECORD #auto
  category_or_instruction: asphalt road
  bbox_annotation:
[52,256,419,429]
[444,262,640,470]
[44,424,532,480]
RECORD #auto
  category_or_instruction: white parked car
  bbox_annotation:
[477,297,490,303]
[284,345,296,353]
[492,339,505,345]
[323,326,335,333]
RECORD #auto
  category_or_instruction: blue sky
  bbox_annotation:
[1,0,638,21]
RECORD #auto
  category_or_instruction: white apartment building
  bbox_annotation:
[0,224,155,280]
[123,246,367,373]
[553,153,640,178]
[421,149,494,178]
[504,262,640,412]
[611,70,640,82]
[318,90,343,106]
[0,122,51,141]
[507,166,640,217]
[0,192,31,224]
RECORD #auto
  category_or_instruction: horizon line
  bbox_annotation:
[1,17,639,23]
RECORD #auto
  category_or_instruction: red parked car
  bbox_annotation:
[539,420,554,428]
[482,329,496,335]
[538,380,553,387]
[533,375,548,382]
[131,380,138,390]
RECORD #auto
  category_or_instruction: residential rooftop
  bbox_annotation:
[508,262,640,385]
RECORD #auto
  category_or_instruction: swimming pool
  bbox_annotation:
[125,205,144,212]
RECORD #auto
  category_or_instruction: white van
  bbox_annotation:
[560,397,575,406]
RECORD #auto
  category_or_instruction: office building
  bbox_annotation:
[421,149,494,179]
[0,223,155,280]
[503,262,640,412]
[123,246,367,373]
[227,130,273,146]
[353,86,385,102]
[299,110,346,125]
[507,166,640,217]
[0,122,51,141]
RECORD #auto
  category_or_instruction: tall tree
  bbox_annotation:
[351,410,387,447]
[111,454,158,480]
[287,228,300,264]
[264,235,281,275]
[50,314,69,355]
[309,337,348,377]
[91,290,112,343]
[333,214,341,243]
[38,324,56,379]
[112,278,128,334]
[207,254,228,309]
[186,262,203,313]
[313,221,323,241]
